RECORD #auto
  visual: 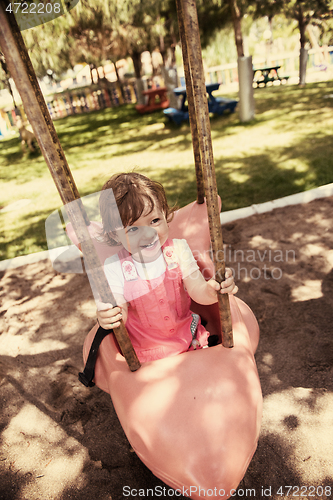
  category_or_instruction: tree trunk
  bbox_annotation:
[298,5,307,49]
[113,60,121,83]
[132,51,142,79]
[238,56,255,122]
[228,0,254,122]
[160,33,167,66]
[299,48,308,86]
[7,78,17,110]
[132,51,145,105]
[89,64,95,84]
[161,65,178,108]
[112,59,126,101]
[229,0,244,58]
[297,4,307,86]
[170,40,177,66]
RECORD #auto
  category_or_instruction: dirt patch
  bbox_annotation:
[1,196,333,500]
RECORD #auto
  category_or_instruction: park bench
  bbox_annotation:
[208,97,238,115]
[164,83,238,125]
[163,107,189,125]
[135,87,169,114]
[253,65,289,88]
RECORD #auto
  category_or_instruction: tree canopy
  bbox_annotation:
[16,0,333,81]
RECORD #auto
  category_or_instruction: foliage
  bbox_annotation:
[21,1,181,80]
[22,17,74,79]
[114,0,164,75]
[245,14,299,57]
[318,17,333,45]
[196,0,231,48]
[202,26,237,66]
[252,0,333,45]
[66,0,115,69]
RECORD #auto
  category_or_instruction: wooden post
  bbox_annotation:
[176,0,205,204]
[176,0,233,348]
[0,1,141,371]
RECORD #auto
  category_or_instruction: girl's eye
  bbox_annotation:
[151,218,160,224]
[127,226,138,233]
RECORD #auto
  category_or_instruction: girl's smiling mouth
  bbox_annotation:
[140,240,159,250]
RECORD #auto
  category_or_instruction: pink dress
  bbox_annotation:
[116,239,209,363]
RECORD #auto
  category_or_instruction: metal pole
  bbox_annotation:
[0,1,141,370]
[176,0,233,348]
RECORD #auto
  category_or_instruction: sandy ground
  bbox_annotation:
[0,196,333,500]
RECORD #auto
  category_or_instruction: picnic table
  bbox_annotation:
[135,87,170,114]
[164,83,238,125]
[253,65,289,88]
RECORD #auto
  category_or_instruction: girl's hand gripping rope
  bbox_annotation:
[96,301,123,330]
[206,267,238,300]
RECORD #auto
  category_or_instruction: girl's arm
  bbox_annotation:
[96,294,128,329]
[183,268,238,305]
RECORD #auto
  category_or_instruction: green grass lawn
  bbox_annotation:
[1,80,333,260]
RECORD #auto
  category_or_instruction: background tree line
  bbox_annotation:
[1,0,332,99]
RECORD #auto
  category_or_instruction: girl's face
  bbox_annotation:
[115,204,169,263]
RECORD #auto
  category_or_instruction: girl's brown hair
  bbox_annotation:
[99,172,177,245]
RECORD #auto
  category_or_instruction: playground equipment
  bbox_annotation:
[0,0,262,497]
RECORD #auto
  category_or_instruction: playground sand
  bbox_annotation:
[0,195,332,500]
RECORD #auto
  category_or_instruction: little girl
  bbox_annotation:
[97,172,237,363]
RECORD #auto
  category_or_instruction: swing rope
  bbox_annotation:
[0,0,141,372]
[176,0,233,347]
[175,1,205,205]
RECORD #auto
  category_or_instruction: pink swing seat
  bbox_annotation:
[68,200,263,499]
